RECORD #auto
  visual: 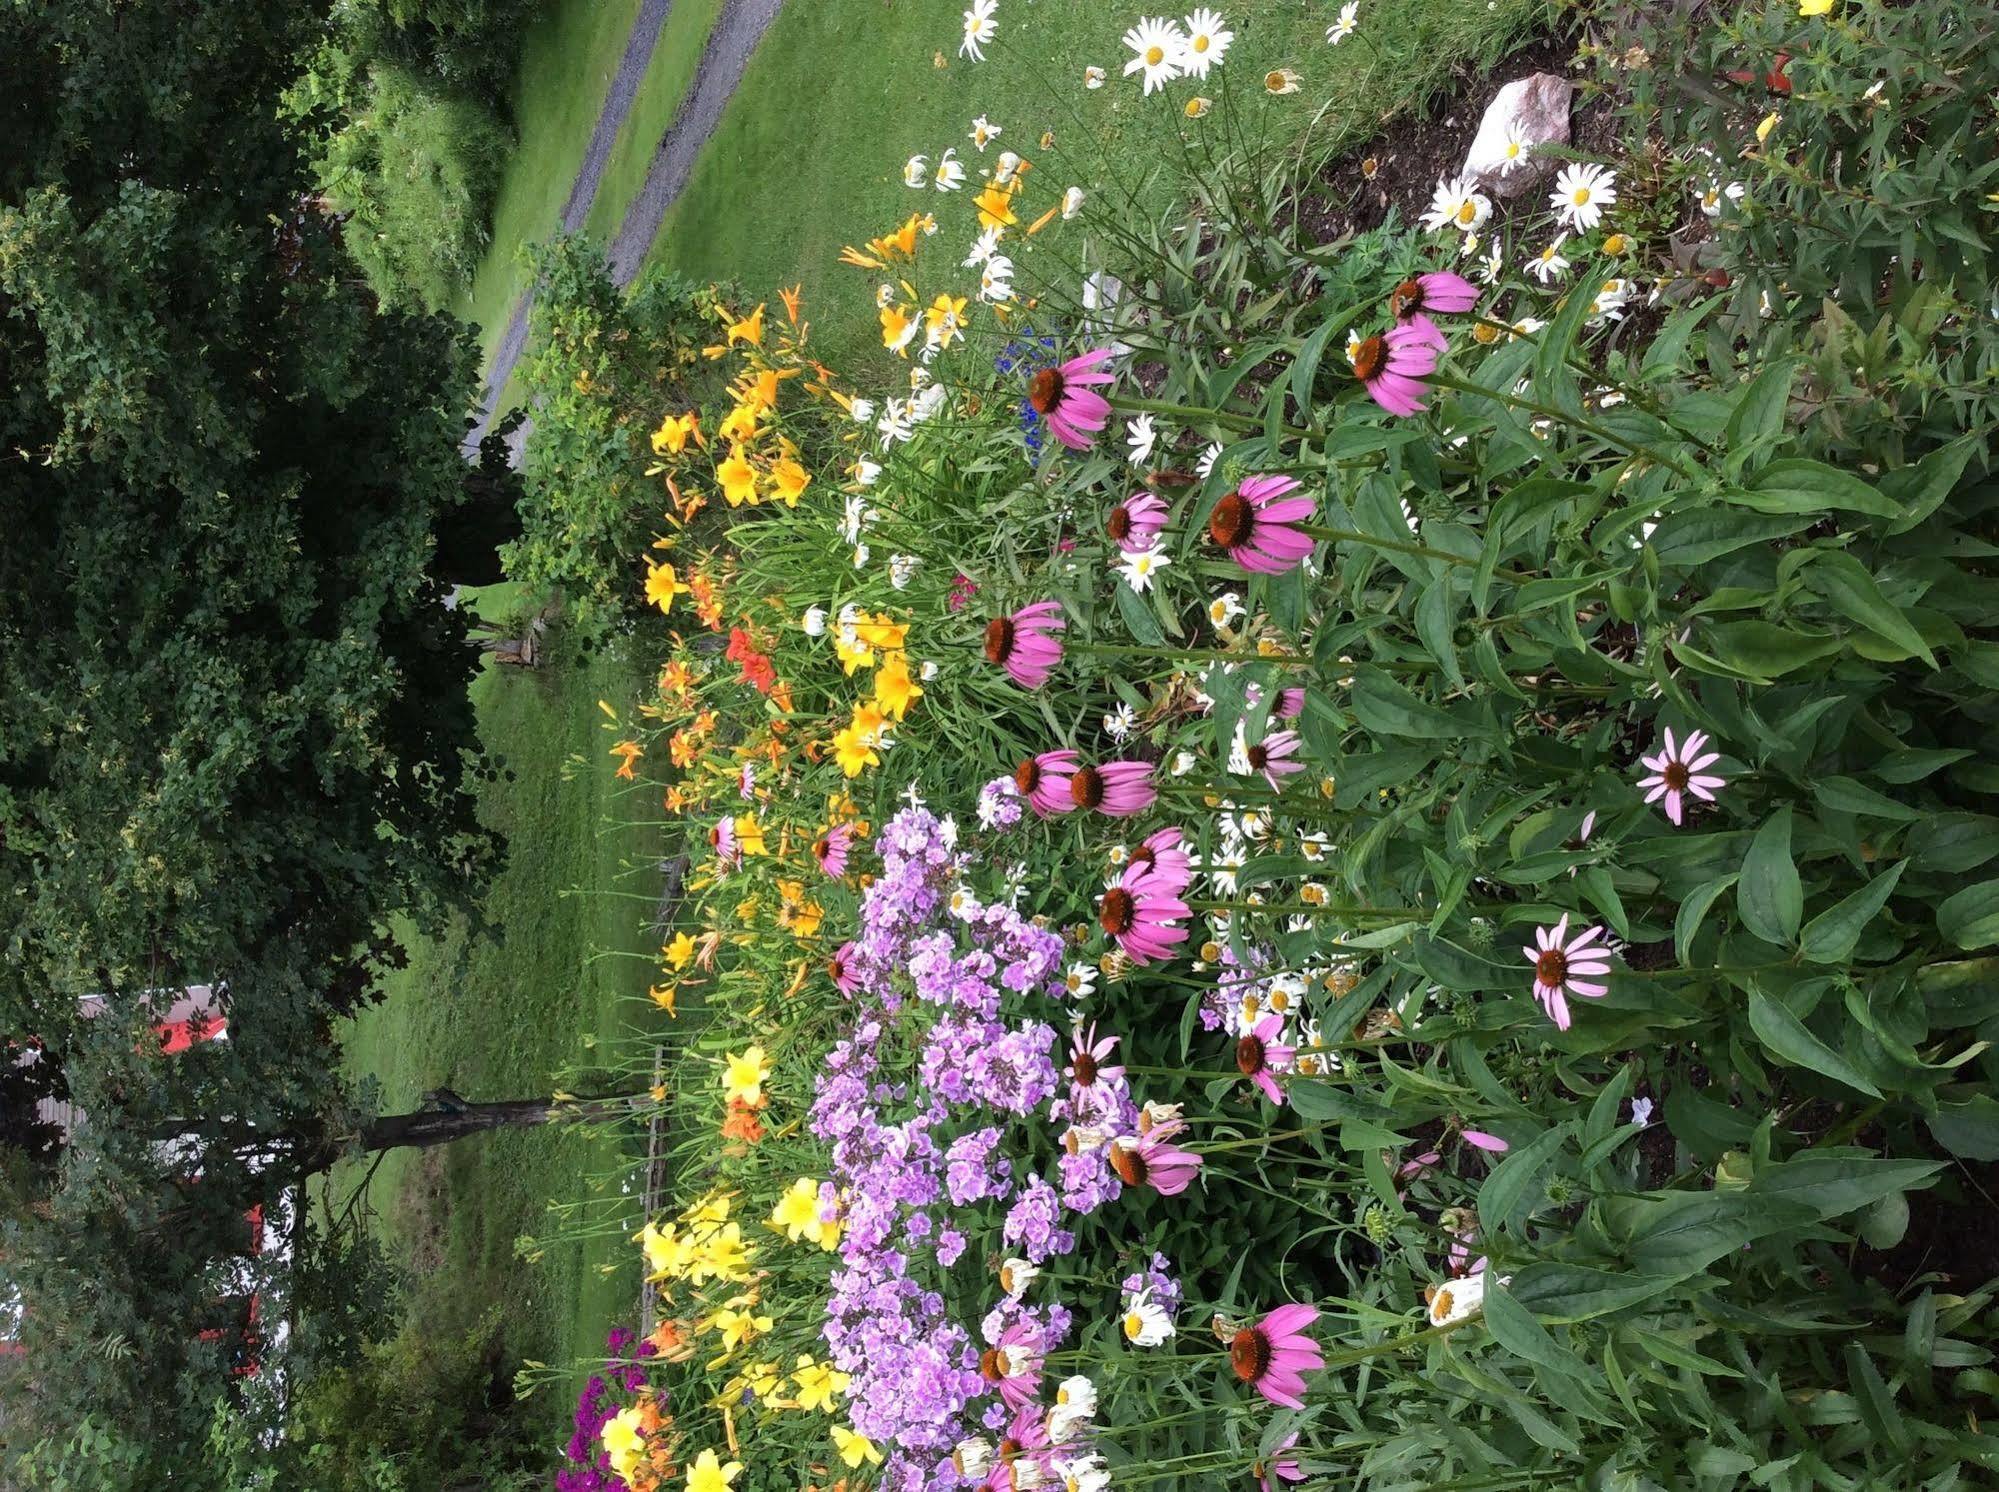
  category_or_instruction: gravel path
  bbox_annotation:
[464,0,788,459]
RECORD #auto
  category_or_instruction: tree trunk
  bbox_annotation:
[351,1091,653,1157]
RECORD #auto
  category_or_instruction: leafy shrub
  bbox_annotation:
[308,61,510,312]
[505,236,724,634]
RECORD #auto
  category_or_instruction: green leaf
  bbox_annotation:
[1485,1283,1597,1389]
[1651,511,1812,567]
[1479,1123,1571,1236]
[1803,551,1937,667]
[1701,619,1842,678]
[1677,873,1738,965]
[1506,1262,1686,1322]
[1736,458,1898,516]
[1744,1154,1942,1222]
[1800,861,1906,964]
[1813,775,1924,822]
[1349,668,1486,740]
[1113,578,1164,646]
[1925,1096,1999,1161]
[1723,356,1798,453]
[1737,807,1802,945]
[1747,989,1883,1097]
[1938,880,1999,951]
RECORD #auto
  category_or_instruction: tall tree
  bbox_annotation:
[0,0,517,1463]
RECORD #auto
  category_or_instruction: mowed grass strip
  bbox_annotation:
[583,0,731,245]
[334,605,668,1431]
[640,0,1540,369]
[454,0,647,369]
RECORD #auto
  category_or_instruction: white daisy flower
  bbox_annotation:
[1121,1287,1176,1346]
[1171,749,1197,776]
[1117,544,1171,593]
[934,149,967,191]
[1195,441,1223,478]
[1590,276,1634,321]
[1528,234,1570,285]
[979,254,1016,303]
[1178,8,1232,79]
[1696,178,1745,217]
[1206,591,1244,627]
[1326,1,1359,44]
[1122,16,1187,94]
[1125,413,1157,465]
[964,226,1003,267]
[1062,185,1086,219]
[902,154,929,189]
[1420,174,1490,233]
[848,396,875,423]
[1475,240,1503,284]
[1550,161,1617,232]
[993,150,1023,185]
[961,0,998,61]
[853,458,881,487]
[1062,962,1098,1000]
[889,554,921,590]
[801,605,827,637]
[969,115,1002,152]
[1498,123,1530,174]
[1084,65,1107,89]
[1103,702,1138,742]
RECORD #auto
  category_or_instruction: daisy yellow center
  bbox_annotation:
[1230,1327,1271,1383]
[1535,947,1569,988]
[1146,44,1166,65]
[1433,1284,1456,1320]
[1193,34,1210,51]
[1099,887,1136,936]
[1122,1311,1146,1340]
[1455,201,1478,226]
[1573,187,1591,205]
[1505,142,1521,158]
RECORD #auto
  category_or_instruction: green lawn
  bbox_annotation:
[454,0,648,369]
[333,600,668,1435]
[580,0,728,244]
[640,0,1539,369]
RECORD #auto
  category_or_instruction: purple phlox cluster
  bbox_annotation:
[1002,1173,1075,1263]
[556,1328,658,1492]
[1123,1251,1184,1319]
[945,1126,1015,1206]
[977,774,1025,829]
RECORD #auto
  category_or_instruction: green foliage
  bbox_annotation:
[505,236,721,633]
[315,62,511,313]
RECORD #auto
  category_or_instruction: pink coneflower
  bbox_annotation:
[1098,864,1189,964]
[829,941,860,995]
[1108,1124,1203,1196]
[708,816,739,867]
[1276,687,1306,720]
[738,762,756,800]
[1027,347,1116,450]
[985,601,1066,688]
[1351,320,1446,417]
[1460,1129,1509,1153]
[1236,1012,1295,1105]
[1066,1023,1125,1092]
[1069,760,1156,817]
[1106,491,1168,553]
[812,823,856,879]
[1244,729,1304,791]
[1523,914,1613,1030]
[1635,727,1725,827]
[1388,269,1479,327]
[1253,1435,1306,1492]
[1207,474,1315,575]
[1127,827,1192,896]
[979,1321,1045,1412]
[1015,750,1080,817]
[1229,1303,1323,1409]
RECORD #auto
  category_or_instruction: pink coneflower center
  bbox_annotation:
[1230,1327,1272,1383]
[812,835,832,863]
[1107,505,1133,541]
[1388,277,1425,319]
[1072,1050,1100,1085]
[1109,1143,1145,1185]
[985,617,1016,664]
[1351,335,1386,382]
[1208,492,1254,550]
[828,952,848,981]
[1237,1033,1267,1076]
[708,825,725,848]
[1129,844,1157,872]
[1100,888,1136,936]
[980,1347,1012,1382]
[997,1438,1022,1466]
[1015,758,1042,795]
[1246,743,1270,771]
[1663,760,1690,792]
[1028,367,1065,415]
[1071,766,1106,809]
[1535,948,1569,988]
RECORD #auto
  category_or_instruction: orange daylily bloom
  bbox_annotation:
[610,740,644,780]
[779,284,803,325]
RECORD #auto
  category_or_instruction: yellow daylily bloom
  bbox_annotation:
[975,182,1019,231]
[832,1426,883,1469]
[717,446,760,507]
[770,457,813,506]
[724,304,765,346]
[684,1449,744,1492]
[792,1356,852,1413]
[722,1045,771,1106]
[664,931,698,970]
[600,1406,647,1482]
[645,561,690,614]
[873,650,923,722]
[831,724,880,778]
[650,411,701,455]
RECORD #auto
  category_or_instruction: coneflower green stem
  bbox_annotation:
[1184,898,1426,920]
[1066,640,1311,666]
[1426,371,1704,480]
[1296,521,1540,584]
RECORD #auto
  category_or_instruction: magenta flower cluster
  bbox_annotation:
[556,1327,656,1492]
